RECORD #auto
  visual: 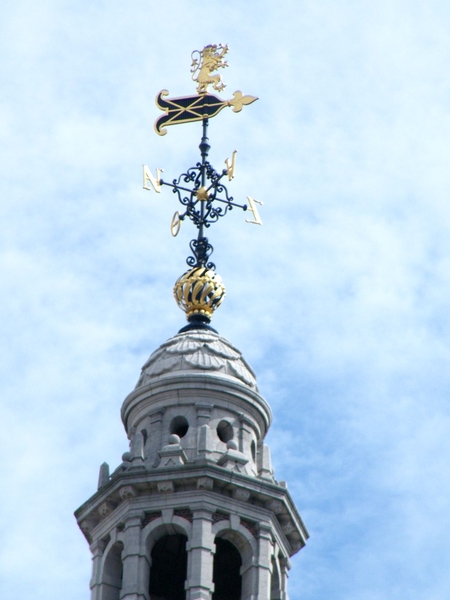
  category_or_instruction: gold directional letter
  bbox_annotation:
[245,197,263,225]
[225,150,237,181]
[143,165,163,192]
[171,211,181,237]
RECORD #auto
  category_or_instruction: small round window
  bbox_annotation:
[217,420,234,443]
[170,416,189,438]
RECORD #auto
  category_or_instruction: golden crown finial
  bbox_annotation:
[174,267,226,326]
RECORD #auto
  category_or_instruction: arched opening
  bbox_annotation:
[149,533,188,600]
[270,556,281,600]
[213,537,242,600]
[251,440,256,461]
[101,541,124,600]
[141,429,148,447]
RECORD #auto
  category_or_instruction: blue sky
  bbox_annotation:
[1,1,450,599]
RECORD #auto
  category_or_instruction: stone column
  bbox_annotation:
[270,556,283,600]
[239,414,257,475]
[279,556,291,600]
[130,431,145,468]
[238,414,253,454]
[196,403,212,427]
[255,523,273,600]
[186,509,215,600]
[196,404,214,462]
[147,409,165,468]
[89,539,106,600]
[121,516,147,600]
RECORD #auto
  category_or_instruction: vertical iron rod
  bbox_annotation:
[198,118,210,245]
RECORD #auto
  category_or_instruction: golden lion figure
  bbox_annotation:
[191,44,229,94]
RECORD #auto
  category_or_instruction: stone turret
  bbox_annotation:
[75,328,308,600]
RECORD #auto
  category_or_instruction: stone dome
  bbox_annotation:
[135,329,258,390]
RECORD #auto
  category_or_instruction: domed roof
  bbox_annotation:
[135,329,258,390]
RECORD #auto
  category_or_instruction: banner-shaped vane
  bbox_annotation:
[154,90,257,136]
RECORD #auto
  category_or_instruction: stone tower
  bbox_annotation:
[75,44,308,600]
[75,326,308,600]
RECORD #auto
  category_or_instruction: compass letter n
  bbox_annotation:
[143,165,163,192]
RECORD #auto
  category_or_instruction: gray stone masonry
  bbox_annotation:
[75,330,308,600]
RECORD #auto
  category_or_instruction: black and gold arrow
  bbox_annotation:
[154,90,258,136]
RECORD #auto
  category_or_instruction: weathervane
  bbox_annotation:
[143,44,262,332]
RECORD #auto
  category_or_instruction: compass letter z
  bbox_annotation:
[245,197,263,225]
[143,165,163,192]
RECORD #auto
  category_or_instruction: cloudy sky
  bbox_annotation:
[1,1,450,599]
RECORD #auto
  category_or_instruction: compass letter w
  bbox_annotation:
[143,165,163,192]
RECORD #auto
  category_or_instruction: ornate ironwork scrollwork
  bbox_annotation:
[187,237,215,271]
[159,119,248,269]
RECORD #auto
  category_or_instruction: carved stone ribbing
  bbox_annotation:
[135,331,258,390]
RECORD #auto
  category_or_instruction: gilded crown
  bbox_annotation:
[173,267,226,322]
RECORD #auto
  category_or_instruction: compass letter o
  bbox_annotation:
[171,211,181,237]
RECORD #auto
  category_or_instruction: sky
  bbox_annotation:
[1,1,450,599]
